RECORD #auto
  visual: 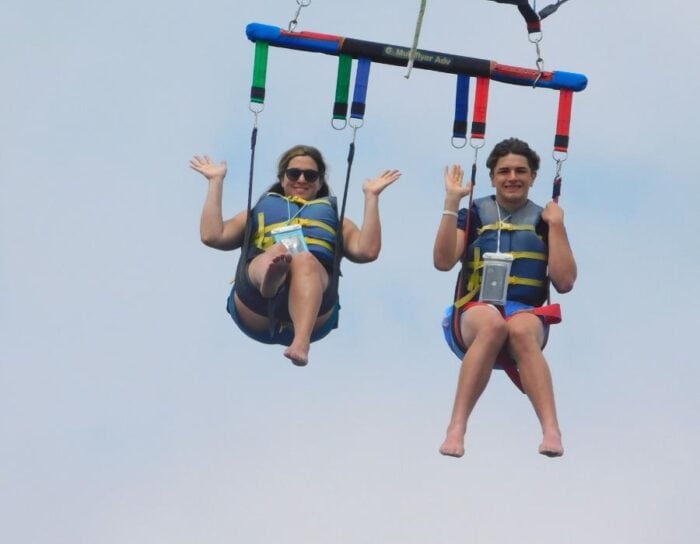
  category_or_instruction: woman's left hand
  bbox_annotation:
[362,169,401,196]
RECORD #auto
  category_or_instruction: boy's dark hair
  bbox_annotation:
[486,138,540,175]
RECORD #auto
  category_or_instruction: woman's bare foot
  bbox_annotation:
[439,426,466,458]
[538,429,564,457]
[260,248,292,298]
[284,340,310,367]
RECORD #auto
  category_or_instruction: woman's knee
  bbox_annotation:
[290,252,329,285]
[290,251,319,271]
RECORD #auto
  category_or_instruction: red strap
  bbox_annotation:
[493,63,553,82]
[470,77,490,140]
[554,90,573,153]
[280,29,343,43]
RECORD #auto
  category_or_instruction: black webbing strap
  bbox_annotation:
[488,0,571,27]
[538,0,570,20]
[234,124,282,338]
[240,126,258,259]
[329,141,355,305]
[489,0,541,32]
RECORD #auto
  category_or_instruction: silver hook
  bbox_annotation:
[249,102,264,127]
[529,31,545,87]
[288,0,312,32]
[552,151,568,177]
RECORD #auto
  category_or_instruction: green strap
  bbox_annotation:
[333,54,352,121]
[250,41,269,104]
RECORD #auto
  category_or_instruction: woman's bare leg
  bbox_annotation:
[283,252,329,366]
[247,243,292,298]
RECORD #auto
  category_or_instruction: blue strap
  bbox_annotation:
[453,74,470,139]
[350,58,371,120]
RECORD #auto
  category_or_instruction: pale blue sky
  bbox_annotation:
[2,1,699,543]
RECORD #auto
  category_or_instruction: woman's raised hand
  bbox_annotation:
[362,169,402,196]
[190,155,228,181]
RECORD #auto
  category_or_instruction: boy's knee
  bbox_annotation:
[474,318,509,344]
[507,315,543,348]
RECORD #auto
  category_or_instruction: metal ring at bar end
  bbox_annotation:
[349,117,364,130]
[249,102,264,114]
[331,118,347,131]
[469,137,486,150]
[552,150,569,163]
[451,136,467,149]
[298,0,311,6]
[528,31,543,44]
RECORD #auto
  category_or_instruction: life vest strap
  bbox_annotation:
[509,276,545,288]
[510,250,547,261]
[305,237,333,251]
[479,222,536,234]
[255,212,266,249]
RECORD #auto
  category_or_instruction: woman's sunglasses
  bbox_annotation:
[285,168,320,183]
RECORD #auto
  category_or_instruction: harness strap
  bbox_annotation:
[259,216,338,236]
[256,234,334,253]
[454,277,546,309]
[554,89,573,153]
[479,222,537,233]
[350,58,371,121]
[538,0,571,20]
[329,58,371,304]
[470,77,490,140]
[488,0,541,34]
[453,74,470,143]
[332,54,352,127]
[250,41,269,105]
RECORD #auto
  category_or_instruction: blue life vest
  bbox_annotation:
[456,196,548,308]
[250,193,339,269]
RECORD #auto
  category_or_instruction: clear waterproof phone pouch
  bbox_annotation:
[479,252,514,306]
[271,224,308,255]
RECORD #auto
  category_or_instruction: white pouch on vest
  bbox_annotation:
[271,224,309,255]
[480,252,513,306]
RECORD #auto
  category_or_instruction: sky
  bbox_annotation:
[2,1,700,543]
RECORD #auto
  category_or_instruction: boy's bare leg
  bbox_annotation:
[440,306,508,457]
[507,313,564,457]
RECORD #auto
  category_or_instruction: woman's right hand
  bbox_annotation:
[190,155,228,181]
[444,164,471,201]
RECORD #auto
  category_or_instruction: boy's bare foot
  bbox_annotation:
[284,340,310,367]
[538,429,564,457]
[439,426,466,458]
[260,247,292,298]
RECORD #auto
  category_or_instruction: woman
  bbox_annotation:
[191,144,400,366]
